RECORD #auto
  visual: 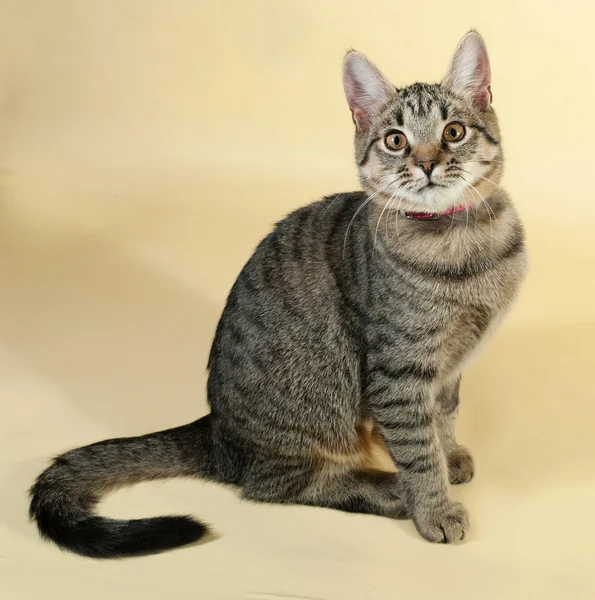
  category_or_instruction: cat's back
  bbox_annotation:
[208,191,367,370]
[223,190,365,308]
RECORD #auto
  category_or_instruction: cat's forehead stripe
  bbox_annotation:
[380,90,462,131]
[392,108,404,128]
[388,84,452,121]
[440,103,449,121]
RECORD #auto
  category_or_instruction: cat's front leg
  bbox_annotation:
[436,377,474,485]
[368,371,469,543]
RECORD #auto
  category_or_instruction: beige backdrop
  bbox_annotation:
[0,1,594,599]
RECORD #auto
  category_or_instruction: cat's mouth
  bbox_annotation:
[420,181,446,190]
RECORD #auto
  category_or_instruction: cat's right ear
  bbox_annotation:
[343,51,394,132]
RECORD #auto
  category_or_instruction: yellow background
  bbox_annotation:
[0,1,593,598]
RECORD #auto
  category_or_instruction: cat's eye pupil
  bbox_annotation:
[443,122,466,143]
[384,131,407,151]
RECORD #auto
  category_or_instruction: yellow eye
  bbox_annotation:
[443,122,466,143]
[384,131,408,151]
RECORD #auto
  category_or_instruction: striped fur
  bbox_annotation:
[29,31,527,556]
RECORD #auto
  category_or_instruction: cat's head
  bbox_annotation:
[343,31,502,214]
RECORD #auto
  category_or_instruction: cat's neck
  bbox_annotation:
[367,188,521,271]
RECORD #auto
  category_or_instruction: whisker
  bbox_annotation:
[453,166,510,206]
[394,194,404,244]
[459,175,495,251]
[472,173,509,204]
[461,173,498,221]
[448,202,459,232]
[464,191,470,245]
[342,179,396,259]
[322,193,342,217]
[458,157,506,165]
[385,192,400,244]
[374,192,397,253]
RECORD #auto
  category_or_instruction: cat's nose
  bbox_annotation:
[416,159,438,177]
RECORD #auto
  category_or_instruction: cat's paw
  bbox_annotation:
[448,445,474,485]
[414,502,469,543]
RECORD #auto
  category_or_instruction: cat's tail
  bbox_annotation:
[29,415,212,558]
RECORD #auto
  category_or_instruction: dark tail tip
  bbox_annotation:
[74,515,209,558]
[29,476,208,557]
[31,508,209,558]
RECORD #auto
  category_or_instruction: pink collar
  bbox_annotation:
[404,205,467,221]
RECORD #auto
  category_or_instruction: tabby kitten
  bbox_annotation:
[29,31,527,557]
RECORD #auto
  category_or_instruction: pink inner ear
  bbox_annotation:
[350,106,371,130]
[476,83,492,108]
[475,51,492,107]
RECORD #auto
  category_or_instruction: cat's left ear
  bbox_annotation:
[442,31,492,110]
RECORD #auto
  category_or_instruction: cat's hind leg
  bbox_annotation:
[241,456,407,519]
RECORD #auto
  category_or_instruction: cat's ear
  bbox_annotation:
[442,31,492,110]
[343,51,394,131]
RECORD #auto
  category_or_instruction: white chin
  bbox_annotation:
[399,182,467,213]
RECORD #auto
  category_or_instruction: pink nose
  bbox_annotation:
[416,159,437,176]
